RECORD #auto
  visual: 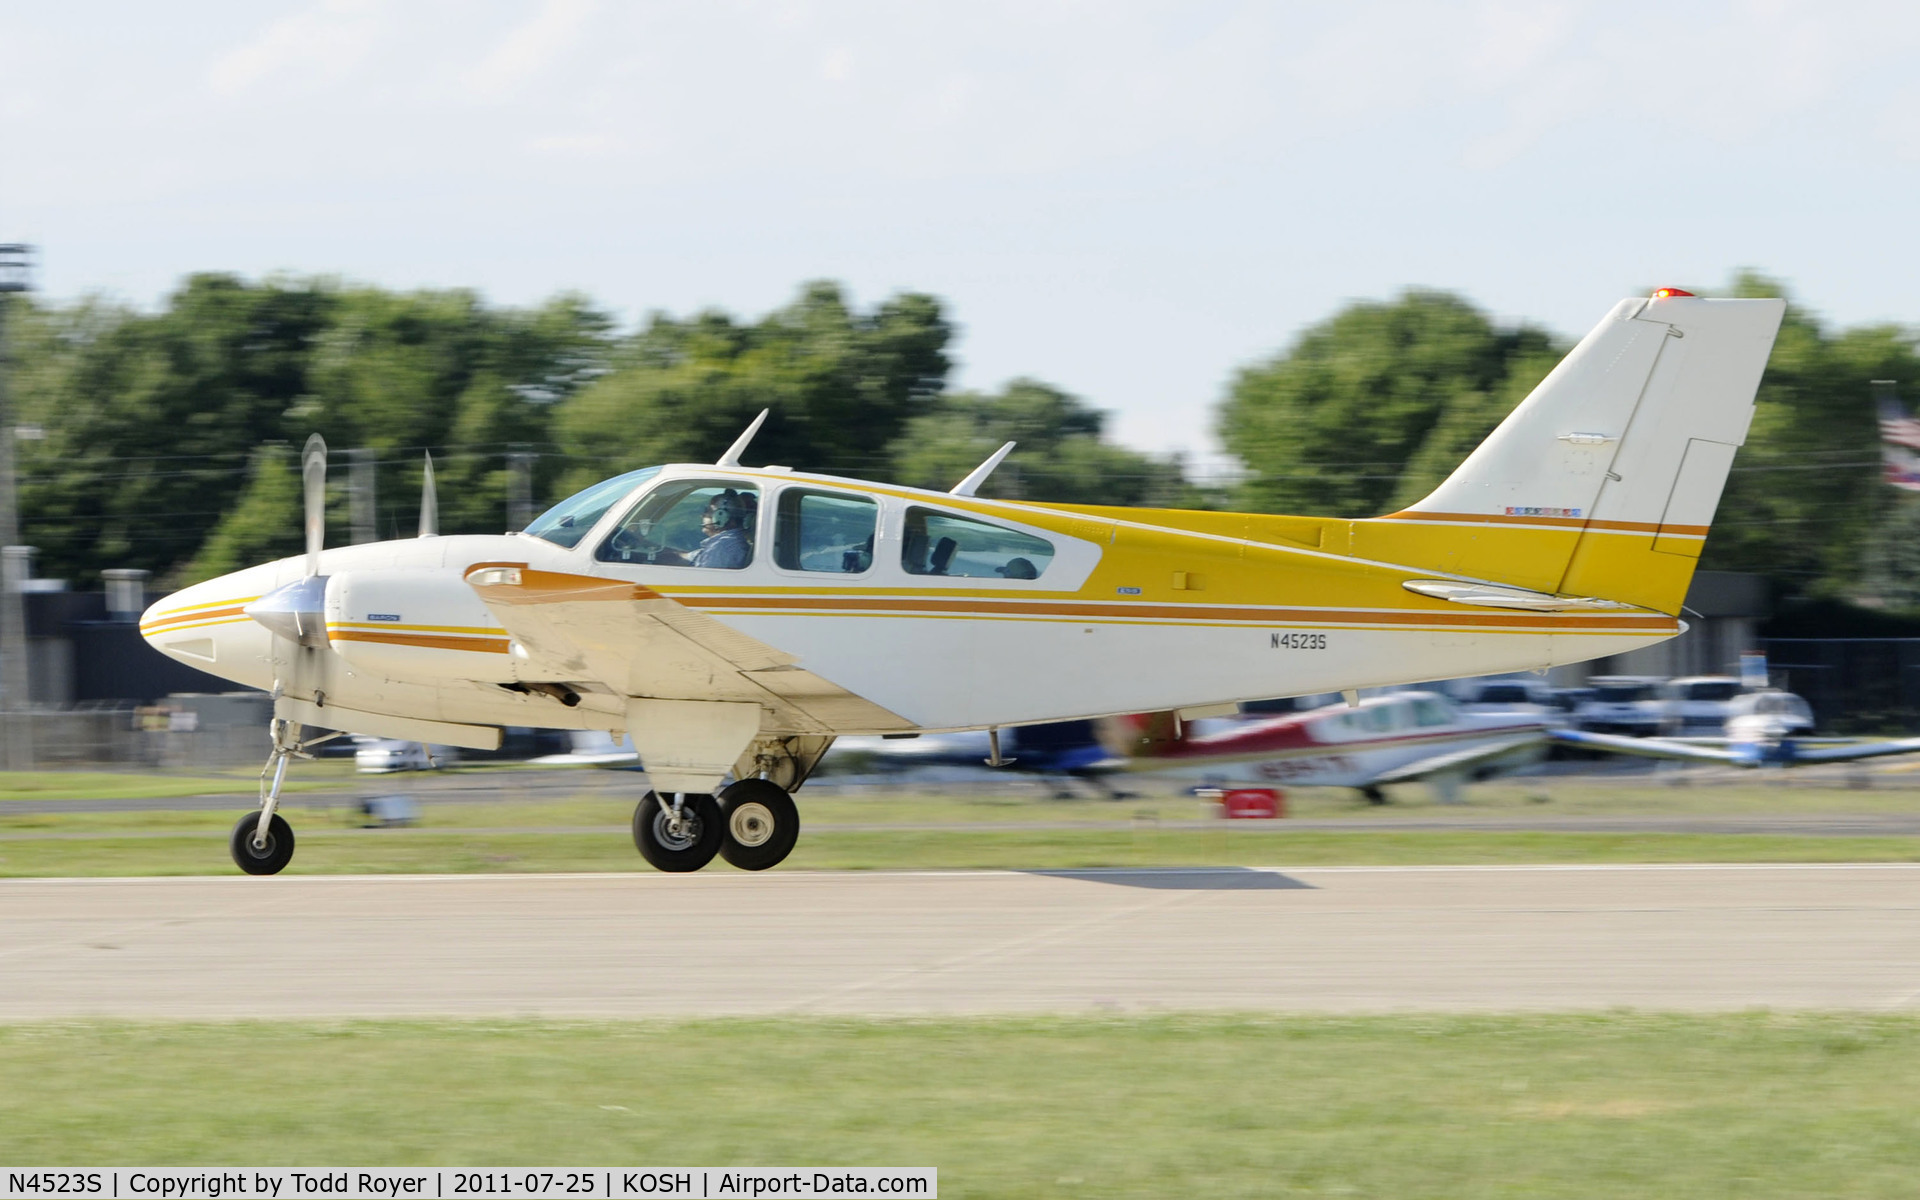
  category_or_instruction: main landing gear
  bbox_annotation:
[631,778,801,872]
[229,715,337,875]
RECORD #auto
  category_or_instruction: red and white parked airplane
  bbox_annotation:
[1123,691,1552,804]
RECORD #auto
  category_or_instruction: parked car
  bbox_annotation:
[1660,675,1745,734]
[1545,686,1595,718]
[353,737,453,773]
[1458,678,1561,724]
[1574,676,1666,736]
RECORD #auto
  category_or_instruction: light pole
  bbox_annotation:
[0,245,34,769]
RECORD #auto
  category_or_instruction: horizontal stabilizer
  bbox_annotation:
[1401,580,1648,613]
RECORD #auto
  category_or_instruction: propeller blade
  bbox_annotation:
[302,433,327,578]
[419,451,439,538]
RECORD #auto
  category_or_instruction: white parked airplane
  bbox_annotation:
[141,289,1785,874]
[1552,690,1920,769]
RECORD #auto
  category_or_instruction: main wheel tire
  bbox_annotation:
[229,812,295,875]
[632,791,723,872]
[717,778,800,871]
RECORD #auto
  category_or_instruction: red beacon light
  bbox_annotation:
[1651,287,1695,299]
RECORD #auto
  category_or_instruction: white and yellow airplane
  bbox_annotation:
[141,289,1785,874]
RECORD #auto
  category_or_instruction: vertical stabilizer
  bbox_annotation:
[1379,293,1784,612]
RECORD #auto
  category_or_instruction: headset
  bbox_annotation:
[704,489,750,531]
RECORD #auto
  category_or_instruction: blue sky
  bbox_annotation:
[4,1,1918,467]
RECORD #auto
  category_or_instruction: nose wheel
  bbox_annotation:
[230,812,295,875]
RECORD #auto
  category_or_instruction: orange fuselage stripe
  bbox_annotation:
[328,629,511,654]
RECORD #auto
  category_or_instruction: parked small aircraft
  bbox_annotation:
[140,290,1785,873]
[1551,690,1920,768]
[833,692,1548,804]
[1123,691,1550,804]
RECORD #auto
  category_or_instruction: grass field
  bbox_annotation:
[7,827,1920,876]
[1,1014,1916,1197]
[6,771,1920,875]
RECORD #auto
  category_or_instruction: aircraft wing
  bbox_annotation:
[1547,728,1740,763]
[465,565,912,734]
[1790,738,1920,764]
[1368,732,1547,784]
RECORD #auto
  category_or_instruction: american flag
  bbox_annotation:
[1876,385,1920,491]
[1887,445,1920,493]
[1878,390,1920,452]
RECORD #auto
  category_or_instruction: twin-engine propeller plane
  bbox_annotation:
[141,290,1786,874]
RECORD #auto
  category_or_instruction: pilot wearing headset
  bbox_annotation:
[681,489,753,569]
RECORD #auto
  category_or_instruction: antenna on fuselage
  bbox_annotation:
[716,409,770,468]
[951,441,1017,497]
[302,434,327,578]
[419,451,439,538]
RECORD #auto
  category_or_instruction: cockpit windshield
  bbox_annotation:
[523,467,662,549]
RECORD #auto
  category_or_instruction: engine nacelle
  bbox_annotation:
[325,569,519,684]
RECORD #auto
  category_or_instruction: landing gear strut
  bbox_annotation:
[229,715,336,875]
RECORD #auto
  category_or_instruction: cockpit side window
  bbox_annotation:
[596,479,760,569]
[775,489,878,573]
[901,506,1055,580]
[1412,697,1454,727]
[524,467,662,549]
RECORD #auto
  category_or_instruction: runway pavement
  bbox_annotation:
[4,864,1919,1018]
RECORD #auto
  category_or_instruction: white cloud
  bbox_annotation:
[465,0,599,99]
[207,0,386,96]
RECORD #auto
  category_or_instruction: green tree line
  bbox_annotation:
[2,270,1912,606]
[1219,272,1920,605]
[2,276,1186,588]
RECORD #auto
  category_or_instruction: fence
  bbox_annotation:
[1759,639,1920,733]
[0,706,269,769]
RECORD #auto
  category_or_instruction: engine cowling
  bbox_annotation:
[323,569,520,684]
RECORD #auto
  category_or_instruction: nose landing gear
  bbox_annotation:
[229,714,338,875]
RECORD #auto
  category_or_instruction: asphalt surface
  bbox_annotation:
[4,864,1918,1017]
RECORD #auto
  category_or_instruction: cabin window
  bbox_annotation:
[1412,697,1453,727]
[775,489,879,573]
[524,467,662,549]
[596,479,760,569]
[901,507,1055,580]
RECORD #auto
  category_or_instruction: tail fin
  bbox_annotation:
[1375,292,1785,613]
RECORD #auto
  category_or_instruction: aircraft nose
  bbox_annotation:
[138,574,251,662]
